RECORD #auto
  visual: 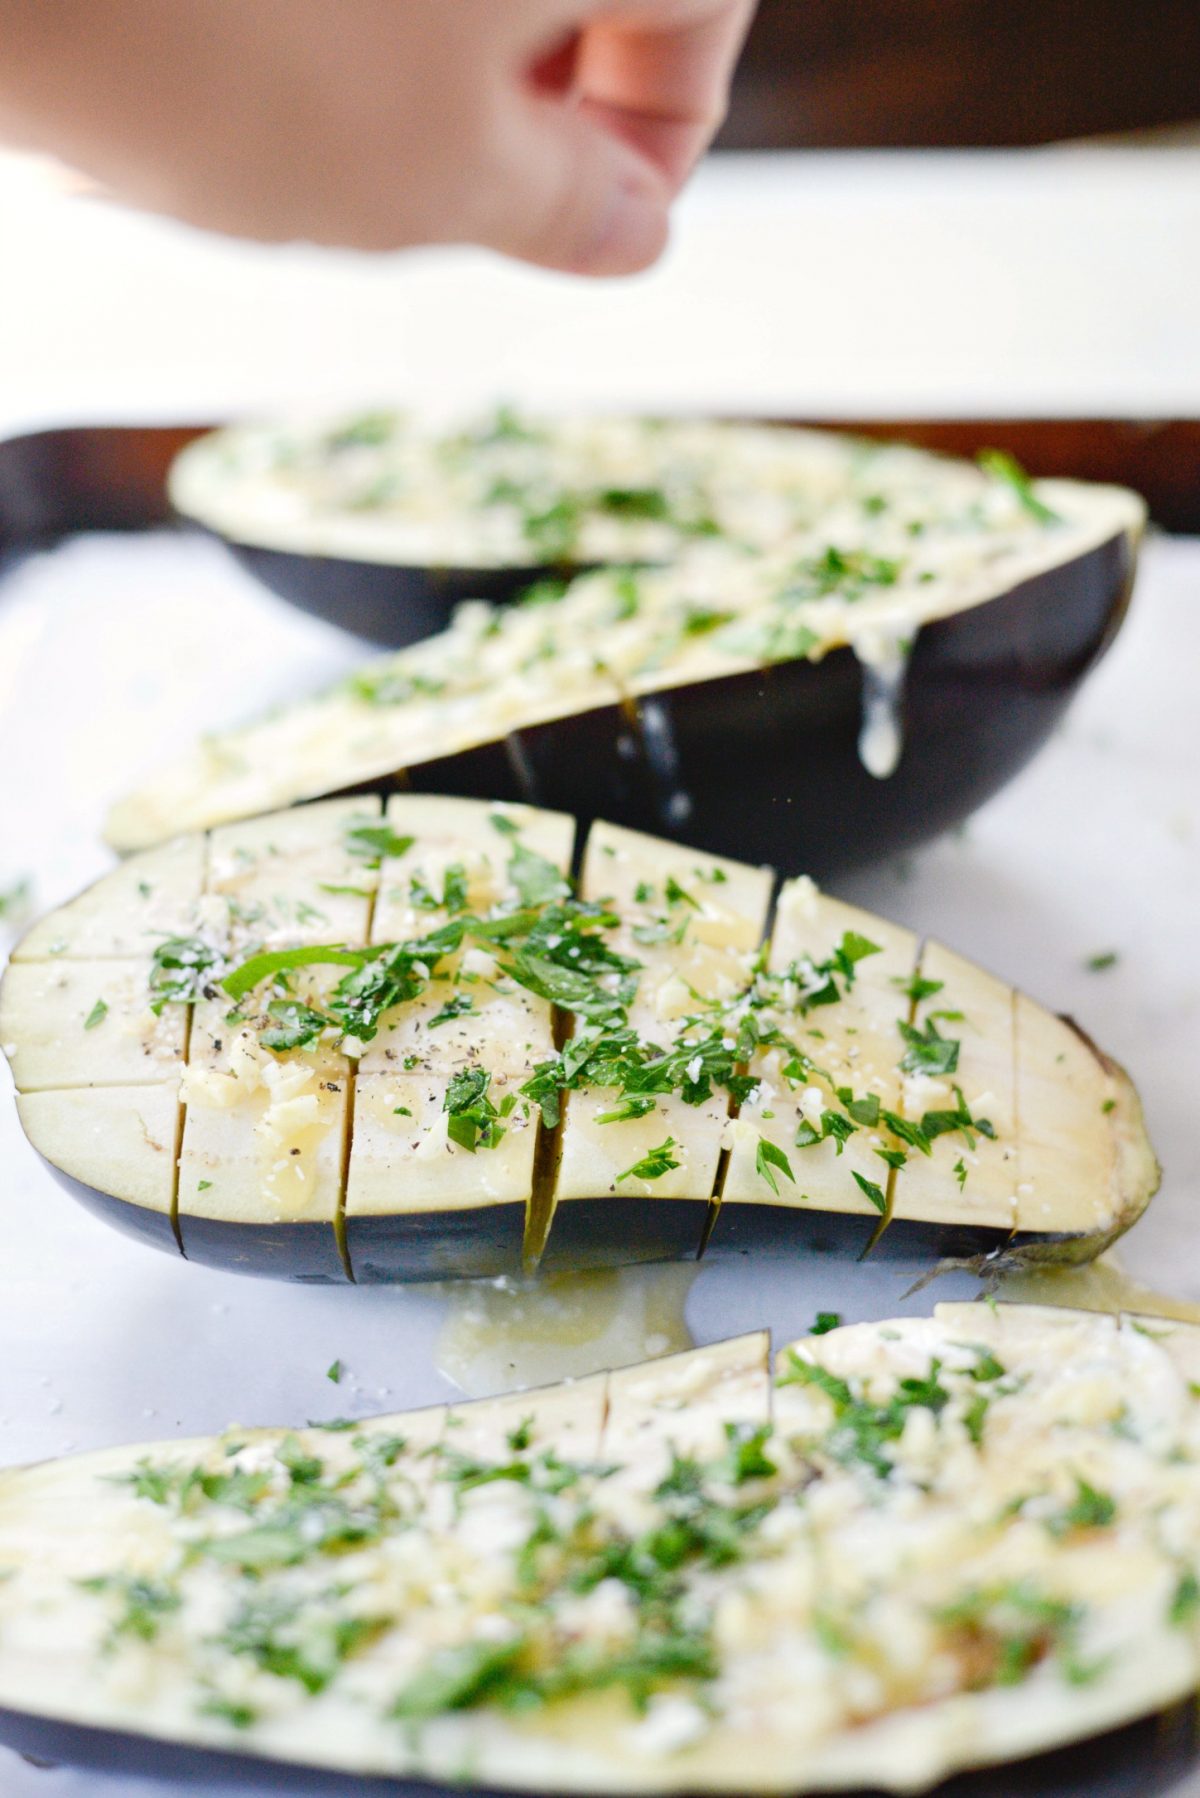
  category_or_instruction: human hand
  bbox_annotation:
[0,0,757,273]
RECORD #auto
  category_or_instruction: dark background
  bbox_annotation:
[720,0,1200,147]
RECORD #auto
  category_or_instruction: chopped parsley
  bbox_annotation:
[1170,1570,1200,1627]
[198,1693,257,1729]
[392,1637,527,1720]
[664,875,698,910]
[934,1582,1087,1688]
[259,999,332,1052]
[778,1351,949,1478]
[318,882,372,899]
[851,1171,887,1214]
[616,1137,680,1184]
[84,998,109,1030]
[344,822,415,869]
[595,1093,658,1125]
[810,1312,843,1336]
[755,1136,795,1196]
[507,840,570,908]
[78,1573,181,1646]
[444,1069,510,1153]
[898,1016,960,1077]
[1045,1477,1117,1538]
[429,993,475,1029]
[977,448,1061,526]
[221,945,365,1003]
[149,936,220,1014]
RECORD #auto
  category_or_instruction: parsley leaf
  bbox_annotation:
[222,945,365,1002]
[778,1351,949,1478]
[344,822,415,868]
[755,1136,795,1196]
[664,875,698,910]
[852,1171,887,1214]
[149,936,220,1014]
[1045,1477,1117,1537]
[259,999,333,1052]
[444,1069,506,1153]
[977,448,1061,525]
[617,1138,680,1184]
[1170,1570,1200,1627]
[508,841,570,908]
[429,993,474,1029]
[392,1638,528,1719]
[898,1017,960,1076]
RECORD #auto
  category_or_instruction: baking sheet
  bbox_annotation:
[1,528,1198,1796]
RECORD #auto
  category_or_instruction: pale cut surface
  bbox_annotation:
[11,834,206,961]
[2,1307,1200,1793]
[1,798,1157,1276]
[1015,994,1124,1237]
[550,821,774,1215]
[345,795,573,1223]
[889,941,1019,1233]
[208,797,378,951]
[0,959,185,1091]
[15,1083,179,1216]
[722,882,918,1218]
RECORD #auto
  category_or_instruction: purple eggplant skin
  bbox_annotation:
[38,1157,354,1282]
[612,527,1133,877]
[177,1214,350,1284]
[701,1202,1013,1266]
[38,1150,1022,1280]
[0,1706,411,1794]
[400,526,1134,879]
[345,1205,526,1285]
[38,1142,1020,1282]
[37,1160,184,1261]
[111,521,1135,877]
[503,699,665,839]
[534,1197,709,1276]
[225,541,595,648]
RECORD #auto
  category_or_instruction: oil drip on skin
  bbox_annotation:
[854,630,911,780]
[435,1262,697,1398]
[638,697,694,828]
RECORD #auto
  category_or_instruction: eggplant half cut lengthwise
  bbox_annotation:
[4,1305,1200,1794]
[169,412,932,649]
[128,430,1145,877]
[1,796,1157,1284]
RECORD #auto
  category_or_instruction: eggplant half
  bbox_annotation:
[124,432,1143,875]
[2,797,1156,1283]
[169,411,931,647]
[3,1304,1200,1794]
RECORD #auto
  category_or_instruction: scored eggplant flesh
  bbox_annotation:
[1,796,1158,1283]
[2,1305,1200,1792]
[113,432,1145,865]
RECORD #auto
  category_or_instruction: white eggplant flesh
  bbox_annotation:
[2,1306,1200,1792]
[0,799,1158,1282]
